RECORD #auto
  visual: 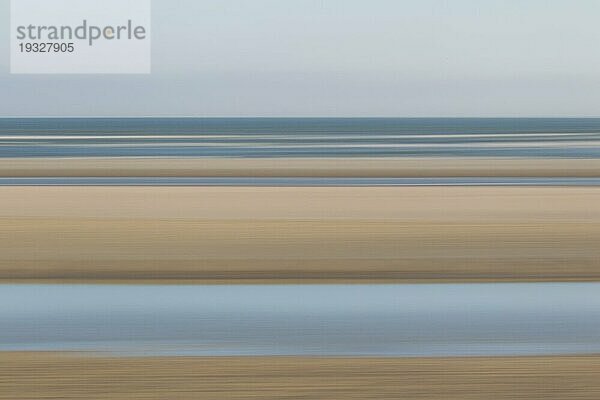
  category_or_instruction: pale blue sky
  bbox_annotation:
[1,0,600,116]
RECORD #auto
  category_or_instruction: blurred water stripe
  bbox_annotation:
[3,118,600,157]
[2,283,600,357]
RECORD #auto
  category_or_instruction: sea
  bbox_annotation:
[2,117,600,158]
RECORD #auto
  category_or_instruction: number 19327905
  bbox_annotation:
[19,43,74,53]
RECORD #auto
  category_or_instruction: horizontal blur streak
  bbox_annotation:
[2,157,600,177]
[1,186,599,283]
[3,118,600,157]
[4,354,600,400]
[3,283,600,356]
[4,177,600,186]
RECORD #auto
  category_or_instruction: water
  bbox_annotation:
[2,177,600,186]
[3,283,600,357]
[2,118,600,158]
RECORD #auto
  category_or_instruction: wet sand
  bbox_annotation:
[2,157,600,177]
[1,186,599,283]
[2,353,600,399]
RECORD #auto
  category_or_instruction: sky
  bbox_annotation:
[1,0,600,117]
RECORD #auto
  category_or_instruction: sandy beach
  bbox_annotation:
[2,353,600,399]
[1,157,600,177]
[2,186,599,283]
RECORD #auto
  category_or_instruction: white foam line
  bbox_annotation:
[0,133,598,140]
[16,141,600,148]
